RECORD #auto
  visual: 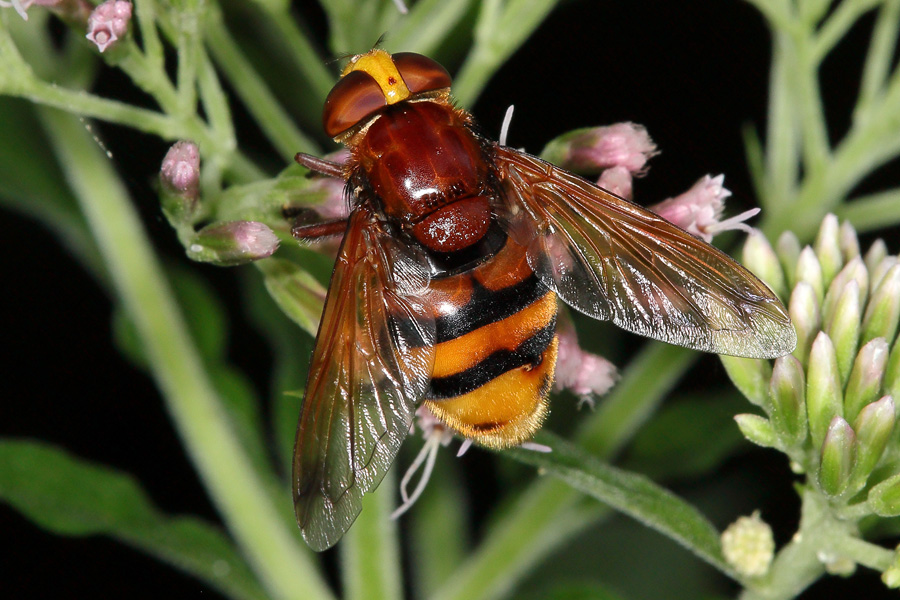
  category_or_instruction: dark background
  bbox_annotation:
[2,0,895,597]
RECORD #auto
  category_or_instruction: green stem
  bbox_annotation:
[836,188,900,233]
[340,469,403,600]
[431,344,698,600]
[453,0,560,107]
[39,107,334,600]
[205,7,319,157]
[855,0,900,124]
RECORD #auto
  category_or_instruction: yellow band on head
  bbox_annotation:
[343,49,411,105]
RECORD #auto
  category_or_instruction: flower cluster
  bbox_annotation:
[720,216,900,582]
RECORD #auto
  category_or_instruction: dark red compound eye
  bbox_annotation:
[323,70,387,138]
[392,52,452,94]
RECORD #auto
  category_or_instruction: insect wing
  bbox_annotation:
[293,205,435,551]
[493,145,795,359]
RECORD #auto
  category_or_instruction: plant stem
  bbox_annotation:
[340,469,403,600]
[39,107,334,600]
[205,7,319,157]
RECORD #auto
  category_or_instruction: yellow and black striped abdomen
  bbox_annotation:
[424,237,558,448]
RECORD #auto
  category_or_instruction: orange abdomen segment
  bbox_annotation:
[424,237,558,447]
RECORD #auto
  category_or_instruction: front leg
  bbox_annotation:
[295,153,345,178]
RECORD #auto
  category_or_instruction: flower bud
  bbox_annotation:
[821,257,868,326]
[796,246,825,303]
[721,511,775,577]
[553,327,618,399]
[743,232,787,300]
[596,165,633,200]
[886,343,900,403]
[839,220,861,262]
[871,256,898,291]
[814,214,843,286]
[868,472,900,517]
[824,280,860,383]
[187,221,279,266]
[259,258,326,336]
[861,264,900,345]
[788,282,820,365]
[819,552,856,576]
[540,123,657,175]
[160,141,200,225]
[864,239,889,279]
[768,355,807,447]
[721,356,771,408]
[843,338,889,423]
[85,0,132,53]
[850,396,895,491]
[807,332,843,449]
[882,545,900,588]
[735,414,779,449]
[777,231,802,287]
[818,416,856,497]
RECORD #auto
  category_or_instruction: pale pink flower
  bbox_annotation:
[650,174,759,243]
[0,0,60,20]
[85,0,132,53]
[597,165,634,200]
[160,141,200,200]
[553,326,618,407]
[564,123,658,174]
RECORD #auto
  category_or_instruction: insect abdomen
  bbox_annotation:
[424,237,558,448]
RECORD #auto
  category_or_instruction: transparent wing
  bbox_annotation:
[293,205,435,551]
[493,145,795,359]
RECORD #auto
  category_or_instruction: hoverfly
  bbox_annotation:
[290,49,796,551]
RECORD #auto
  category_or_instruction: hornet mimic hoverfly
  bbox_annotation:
[290,49,796,551]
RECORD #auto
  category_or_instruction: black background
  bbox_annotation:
[2,0,896,598]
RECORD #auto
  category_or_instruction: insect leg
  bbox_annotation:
[295,153,345,178]
[292,218,349,240]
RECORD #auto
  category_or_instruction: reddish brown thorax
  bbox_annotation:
[355,100,493,253]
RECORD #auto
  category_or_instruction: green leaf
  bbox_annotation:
[502,432,734,579]
[260,257,326,337]
[0,439,267,600]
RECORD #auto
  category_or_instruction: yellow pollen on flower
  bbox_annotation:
[343,49,411,105]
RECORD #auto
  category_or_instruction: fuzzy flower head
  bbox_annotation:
[554,325,618,406]
[721,511,775,577]
[543,123,658,175]
[86,0,132,53]
[725,215,899,504]
[650,175,758,243]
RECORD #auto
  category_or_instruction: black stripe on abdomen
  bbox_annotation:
[426,320,556,400]
[435,273,548,342]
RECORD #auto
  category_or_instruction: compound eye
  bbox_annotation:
[392,52,452,94]
[323,70,386,138]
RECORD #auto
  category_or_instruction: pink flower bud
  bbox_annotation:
[160,141,200,200]
[650,174,757,242]
[189,221,279,266]
[596,165,634,200]
[554,326,618,402]
[85,0,132,53]
[562,123,657,174]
